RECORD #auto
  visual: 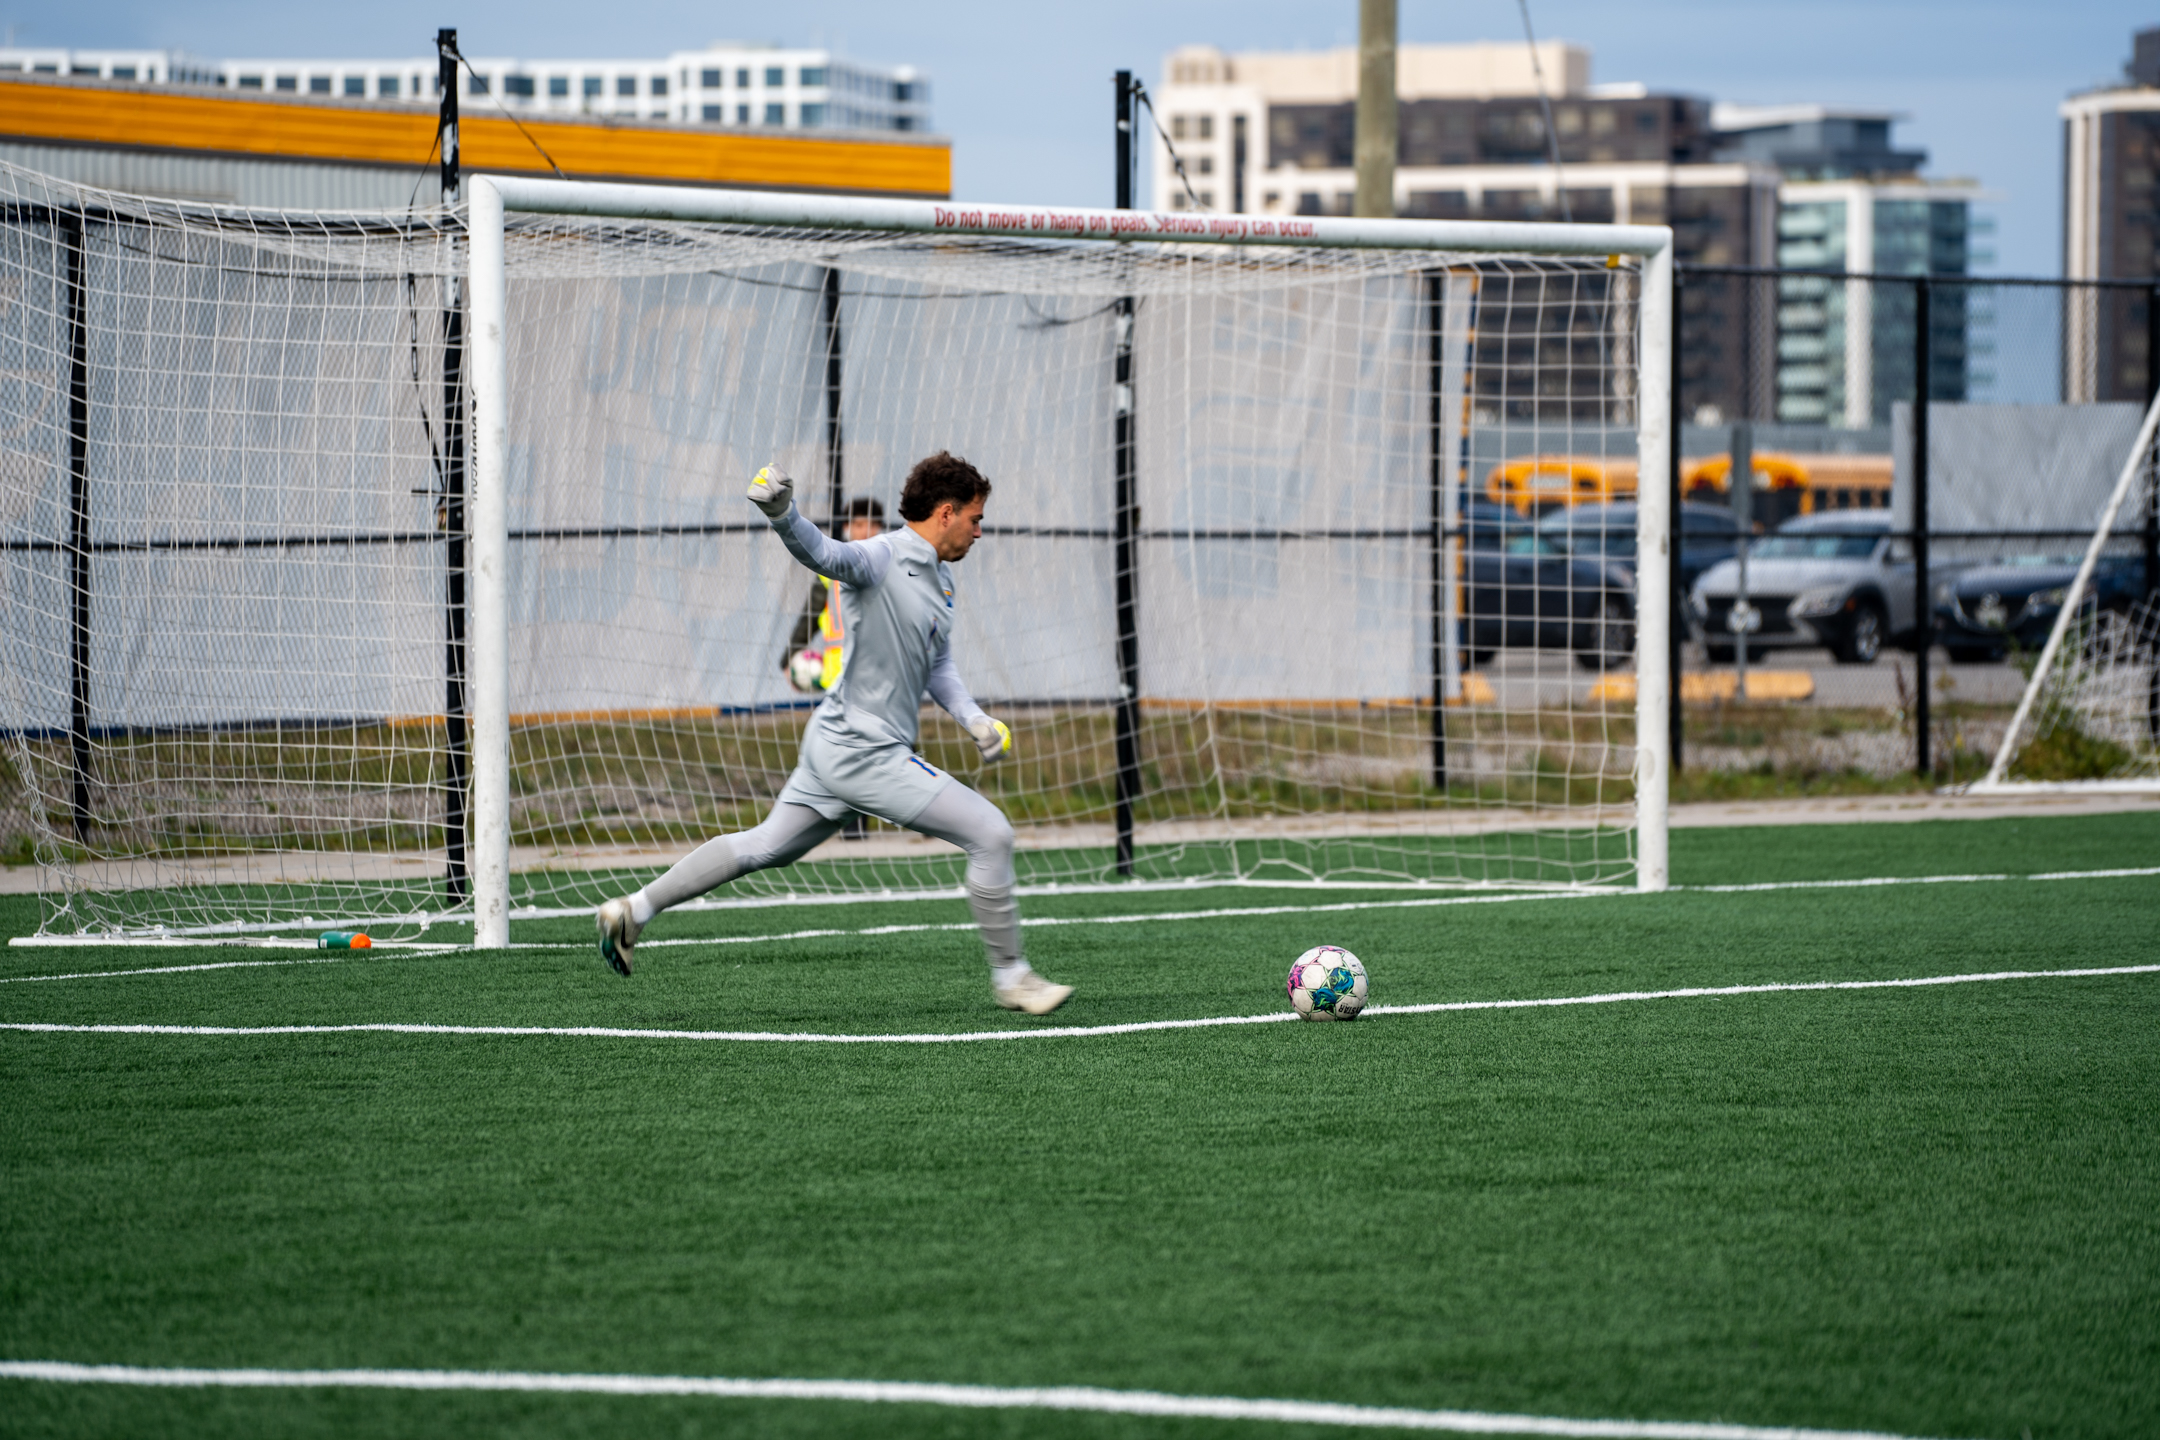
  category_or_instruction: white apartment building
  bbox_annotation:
[0,44,930,133]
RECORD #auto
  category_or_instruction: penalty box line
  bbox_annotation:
[0,1361,1947,1440]
[1,965,2153,1047]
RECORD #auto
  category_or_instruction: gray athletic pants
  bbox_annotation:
[631,782,1024,975]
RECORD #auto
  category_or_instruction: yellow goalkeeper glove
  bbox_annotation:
[967,716,1013,763]
[747,463,795,519]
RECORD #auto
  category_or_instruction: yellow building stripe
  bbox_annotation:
[0,79,950,197]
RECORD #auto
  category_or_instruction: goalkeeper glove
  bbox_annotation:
[967,715,1013,763]
[747,463,795,518]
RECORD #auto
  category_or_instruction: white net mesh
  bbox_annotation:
[0,164,1653,936]
[1989,424,2160,787]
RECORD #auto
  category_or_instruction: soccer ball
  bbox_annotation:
[1286,945,1367,1021]
[787,646,828,694]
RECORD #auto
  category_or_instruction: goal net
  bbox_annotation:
[0,162,1672,941]
[1973,387,2160,793]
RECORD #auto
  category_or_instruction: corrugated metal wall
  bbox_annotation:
[0,142,444,209]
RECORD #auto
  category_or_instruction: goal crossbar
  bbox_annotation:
[463,176,1677,947]
[478,175,1675,259]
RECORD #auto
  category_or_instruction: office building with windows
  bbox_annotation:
[1150,43,1977,432]
[1715,106,1980,427]
[0,43,929,133]
[2062,25,2160,402]
[1152,42,1778,424]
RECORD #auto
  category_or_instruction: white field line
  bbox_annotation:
[2,965,2152,1047]
[11,864,2155,955]
[1682,866,2160,892]
[0,947,459,986]
[4,865,2154,984]
[0,1361,1944,1439]
[533,885,1613,953]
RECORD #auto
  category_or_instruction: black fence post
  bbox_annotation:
[2145,282,2159,603]
[1112,71,1140,877]
[1425,272,1446,790]
[822,267,844,535]
[438,28,469,903]
[62,216,91,842]
[2146,283,2158,743]
[1912,276,1931,780]
[1668,264,1685,776]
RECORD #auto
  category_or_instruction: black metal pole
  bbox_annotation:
[62,216,91,841]
[1112,70,1140,877]
[2146,284,2158,743]
[822,266,844,535]
[1668,265,1685,775]
[1912,276,1931,780]
[1426,272,1446,790]
[438,28,469,902]
[2145,281,2159,601]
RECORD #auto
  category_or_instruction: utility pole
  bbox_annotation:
[1353,0,1397,218]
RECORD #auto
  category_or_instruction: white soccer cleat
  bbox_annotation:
[596,897,642,978]
[995,970,1073,1016]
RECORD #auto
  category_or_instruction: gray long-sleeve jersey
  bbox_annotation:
[769,506,988,750]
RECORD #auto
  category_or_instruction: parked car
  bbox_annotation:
[1687,512,1935,665]
[1537,501,1746,593]
[1456,499,1637,670]
[1932,553,2148,662]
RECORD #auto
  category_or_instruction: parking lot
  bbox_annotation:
[1473,644,2030,710]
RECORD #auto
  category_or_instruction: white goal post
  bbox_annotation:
[1967,382,2160,797]
[462,176,1676,947]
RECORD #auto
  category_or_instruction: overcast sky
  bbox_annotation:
[21,0,2155,275]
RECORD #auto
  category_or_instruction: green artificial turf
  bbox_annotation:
[2,811,2156,1439]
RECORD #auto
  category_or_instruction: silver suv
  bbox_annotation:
[1687,512,1924,665]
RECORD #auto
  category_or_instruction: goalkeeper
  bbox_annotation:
[597,451,1072,1015]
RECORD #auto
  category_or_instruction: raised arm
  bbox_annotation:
[748,464,891,589]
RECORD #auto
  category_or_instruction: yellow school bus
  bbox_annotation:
[1795,454,1894,514]
[1484,455,1640,516]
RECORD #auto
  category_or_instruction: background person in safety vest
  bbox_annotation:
[783,496,887,691]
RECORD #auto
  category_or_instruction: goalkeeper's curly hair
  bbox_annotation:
[899,451,992,522]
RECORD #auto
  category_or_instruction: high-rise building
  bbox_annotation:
[1152,43,1778,424]
[2062,25,2160,402]
[0,43,929,133]
[1715,107,1978,426]
[1150,43,1976,433]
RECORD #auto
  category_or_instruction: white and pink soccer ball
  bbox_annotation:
[787,646,829,694]
[1286,945,1368,1021]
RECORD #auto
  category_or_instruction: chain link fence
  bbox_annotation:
[1654,267,2160,798]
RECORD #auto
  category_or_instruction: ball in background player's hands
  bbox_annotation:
[968,716,1013,762]
[748,463,795,517]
